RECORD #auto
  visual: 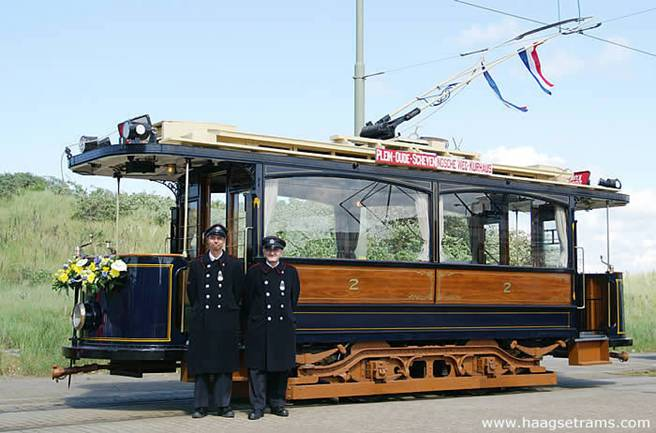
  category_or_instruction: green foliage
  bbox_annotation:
[0,179,171,286]
[509,232,532,266]
[624,272,656,352]
[442,215,472,262]
[72,188,117,221]
[0,174,174,376]
[0,283,70,376]
[72,188,174,224]
[367,218,422,261]
[0,172,75,199]
[269,198,337,258]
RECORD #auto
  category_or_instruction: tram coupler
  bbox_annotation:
[51,363,109,381]
[610,351,630,362]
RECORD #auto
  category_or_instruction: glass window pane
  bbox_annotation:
[440,186,568,268]
[210,192,226,226]
[266,177,430,261]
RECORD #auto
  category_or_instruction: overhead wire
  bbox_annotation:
[366,1,656,135]
[601,6,656,24]
[453,0,545,25]
[580,33,656,58]
[454,0,656,59]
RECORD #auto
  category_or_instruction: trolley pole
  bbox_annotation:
[354,0,365,135]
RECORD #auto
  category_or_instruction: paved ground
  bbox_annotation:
[1,354,655,433]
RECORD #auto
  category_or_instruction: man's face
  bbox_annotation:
[264,247,283,264]
[206,234,225,253]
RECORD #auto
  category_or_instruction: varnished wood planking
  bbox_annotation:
[295,264,435,304]
[437,269,571,305]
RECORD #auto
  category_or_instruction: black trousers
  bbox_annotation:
[248,369,288,411]
[193,373,232,409]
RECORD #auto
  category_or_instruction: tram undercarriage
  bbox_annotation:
[284,340,559,399]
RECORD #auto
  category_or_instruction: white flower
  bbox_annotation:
[111,260,127,272]
[76,258,89,267]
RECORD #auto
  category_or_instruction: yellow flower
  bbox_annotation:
[87,273,96,283]
[102,266,110,272]
[89,262,96,272]
[58,273,69,283]
[109,269,120,278]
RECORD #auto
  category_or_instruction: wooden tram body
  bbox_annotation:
[58,119,630,398]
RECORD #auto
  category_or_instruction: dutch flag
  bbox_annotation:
[518,43,554,95]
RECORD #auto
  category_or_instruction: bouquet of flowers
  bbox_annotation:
[52,255,128,295]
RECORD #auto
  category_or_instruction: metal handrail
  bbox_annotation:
[244,226,253,274]
[575,246,586,310]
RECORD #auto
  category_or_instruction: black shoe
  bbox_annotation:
[271,407,289,417]
[248,410,264,420]
[217,406,235,418]
[192,407,208,418]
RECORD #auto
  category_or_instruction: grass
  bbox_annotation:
[624,272,656,352]
[0,188,170,376]
[0,283,71,375]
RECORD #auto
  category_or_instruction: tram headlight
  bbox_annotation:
[72,302,86,330]
[79,136,111,153]
[71,302,102,331]
[117,114,156,144]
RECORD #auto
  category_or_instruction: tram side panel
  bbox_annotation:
[293,263,577,346]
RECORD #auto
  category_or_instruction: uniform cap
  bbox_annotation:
[204,224,227,239]
[263,236,286,250]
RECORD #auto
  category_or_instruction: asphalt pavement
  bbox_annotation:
[0,354,655,433]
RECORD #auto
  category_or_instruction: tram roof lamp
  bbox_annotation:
[165,163,177,175]
[598,178,622,189]
[117,114,156,144]
[79,136,111,153]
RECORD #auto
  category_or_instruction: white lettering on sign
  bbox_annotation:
[375,148,493,175]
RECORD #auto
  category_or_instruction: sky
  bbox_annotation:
[1,0,654,272]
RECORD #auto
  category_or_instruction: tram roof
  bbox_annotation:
[68,120,628,208]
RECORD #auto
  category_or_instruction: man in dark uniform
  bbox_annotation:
[243,236,301,420]
[186,223,243,419]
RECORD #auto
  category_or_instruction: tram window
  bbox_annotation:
[187,200,199,258]
[210,193,227,226]
[265,177,430,261]
[439,188,568,268]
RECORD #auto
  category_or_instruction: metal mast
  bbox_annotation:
[354,0,365,135]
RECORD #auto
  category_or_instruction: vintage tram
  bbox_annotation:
[53,115,630,399]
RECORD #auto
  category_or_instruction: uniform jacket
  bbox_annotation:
[243,261,300,372]
[186,251,244,375]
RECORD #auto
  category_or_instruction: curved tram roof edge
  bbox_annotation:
[68,120,629,207]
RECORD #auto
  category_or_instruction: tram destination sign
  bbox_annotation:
[375,147,494,175]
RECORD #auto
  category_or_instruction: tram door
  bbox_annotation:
[577,272,626,339]
[204,164,256,265]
